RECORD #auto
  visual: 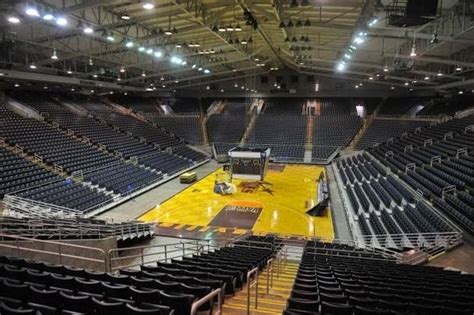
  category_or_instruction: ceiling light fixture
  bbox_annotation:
[125,41,134,48]
[25,7,40,17]
[83,26,94,34]
[43,13,54,21]
[7,16,21,24]
[142,1,155,10]
[410,43,417,57]
[56,17,68,26]
[51,49,58,60]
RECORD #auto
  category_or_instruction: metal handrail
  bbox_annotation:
[190,288,223,315]
[246,267,259,315]
[107,240,210,271]
[0,233,108,271]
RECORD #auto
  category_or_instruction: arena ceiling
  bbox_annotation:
[0,0,473,93]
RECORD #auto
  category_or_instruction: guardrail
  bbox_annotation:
[0,233,108,271]
[191,288,223,315]
[246,267,259,315]
[107,239,211,271]
[0,216,154,241]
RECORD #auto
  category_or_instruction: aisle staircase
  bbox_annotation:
[223,260,298,314]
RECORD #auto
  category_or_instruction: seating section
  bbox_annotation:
[417,95,474,116]
[310,99,362,160]
[284,241,474,315]
[368,115,474,234]
[248,115,306,161]
[207,109,247,146]
[334,152,456,247]
[0,147,109,212]
[0,216,154,241]
[109,95,161,113]
[0,236,275,315]
[313,116,361,149]
[378,97,431,116]
[264,98,303,114]
[357,119,431,149]
[148,115,202,144]
[214,143,238,155]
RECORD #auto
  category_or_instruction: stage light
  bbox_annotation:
[206,85,210,90]
[220,89,224,93]
[8,16,21,24]
[154,51,163,58]
[204,69,210,74]
[424,76,430,80]
[121,13,131,20]
[14,83,20,87]
[455,65,462,71]
[192,64,197,69]
[391,86,395,90]
[56,17,68,26]
[25,7,40,17]
[218,25,226,32]
[106,34,115,42]
[404,82,409,86]
[44,85,48,90]
[141,71,146,77]
[164,29,173,35]
[383,65,389,72]
[437,71,443,77]
[235,24,242,31]
[125,41,134,48]
[120,66,126,73]
[369,76,373,80]
[93,73,98,78]
[67,68,72,74]
[458,90,463,94]
[181,60,187,65]
[29,63,37,69]
[146,48,153,55]
[71,88,75,91]
[138,46,145,52]
[198,67,203,71]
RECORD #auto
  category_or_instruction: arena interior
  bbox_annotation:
[0,0,474,314]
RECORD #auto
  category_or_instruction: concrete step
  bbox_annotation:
[224,261,297,314]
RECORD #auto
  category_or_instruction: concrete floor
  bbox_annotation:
[427,238,474,274]
[325,165,352,241]
[97,160,220,221]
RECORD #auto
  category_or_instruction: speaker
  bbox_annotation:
[406,0,438,17]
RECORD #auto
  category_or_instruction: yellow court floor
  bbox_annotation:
[139,164,334,239]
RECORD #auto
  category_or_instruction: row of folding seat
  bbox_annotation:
[284,241,474,314]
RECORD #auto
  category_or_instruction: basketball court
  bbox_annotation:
[139,164,334,239]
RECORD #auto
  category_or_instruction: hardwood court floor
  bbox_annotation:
[139,164,334,239]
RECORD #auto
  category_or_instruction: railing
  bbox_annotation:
[3,195,82,218]
[107,239,211,271]
[246,267,259,315]
[0,233,108,271]
[191,288,223,315]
